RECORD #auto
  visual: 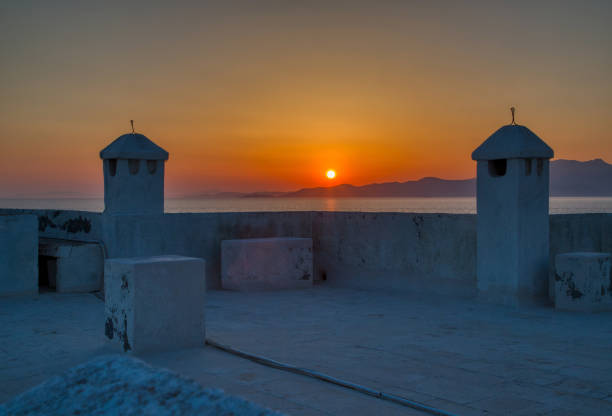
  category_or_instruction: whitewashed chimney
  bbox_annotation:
[100,131,169,215]
[472,123,554,305]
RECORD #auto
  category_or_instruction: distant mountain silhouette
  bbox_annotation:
[185,159,612,198]
[283,177,476,197]
[284,158,612,197]
[550,158,612,196]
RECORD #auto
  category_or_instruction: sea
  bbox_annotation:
[1,197,612,214]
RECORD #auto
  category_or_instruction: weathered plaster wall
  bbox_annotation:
[0,214,38,296]
[103,159,165,215]
[2,208,609,297]
[475,159,551,305]
[313,212,611,300]
[549,214,612,301]
[312,212,478,296]
[102,212,313,288]
[0,209,102,242]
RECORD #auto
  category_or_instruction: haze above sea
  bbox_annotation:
[2,197,612,214]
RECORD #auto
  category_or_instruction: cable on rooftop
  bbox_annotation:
[205,338,460,416]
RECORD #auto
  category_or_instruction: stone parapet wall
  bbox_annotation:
[0,209,102,242]
[2,207,609,297]
[102,212,313,289]
[312,212,477,296]
[0,214,38,296]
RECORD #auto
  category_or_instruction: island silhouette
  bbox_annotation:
[186,158,612,198]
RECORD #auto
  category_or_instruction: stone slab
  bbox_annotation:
[0,214,38,296]
[104,255,206,353]
[221,238,313,291]
[39,238,104,293]
[555,252,612,312]
[4,288,612,415]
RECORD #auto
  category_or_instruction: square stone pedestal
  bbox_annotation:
[221,237,313,291]
[555,252,612,312]
[104,255,206,353]
[39,238,103,293]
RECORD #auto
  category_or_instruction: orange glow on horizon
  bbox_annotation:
[0,2,610,198]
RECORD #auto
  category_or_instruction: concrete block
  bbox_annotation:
[0,215,38,296]
[555,252,612,312]
[104,255,206,353]
[221,238,313,291]
[549,214,604,302]
[39,239,104,293]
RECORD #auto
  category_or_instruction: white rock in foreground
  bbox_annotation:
[1,355,284,416]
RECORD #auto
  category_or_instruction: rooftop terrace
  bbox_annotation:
[2,287,611,415]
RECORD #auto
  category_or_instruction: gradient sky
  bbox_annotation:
[1,0,610,197]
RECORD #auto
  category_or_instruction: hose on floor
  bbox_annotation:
[205,338,460,416]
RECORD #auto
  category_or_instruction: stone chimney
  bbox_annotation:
[100,131,168,215]
[472,123,554,305]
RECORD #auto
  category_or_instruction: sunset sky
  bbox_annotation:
[1,1,610,197]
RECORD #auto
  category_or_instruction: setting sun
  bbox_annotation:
[326,170,336,179]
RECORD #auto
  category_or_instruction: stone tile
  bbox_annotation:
[3,287,612,416]
[557,365,612,383]
[293,386,422,416]
[255,376,343,398]
[469,394,544,415]
[421,397,490,416]
[506,368,567,387]
[238,392,333,416]
[547,377,611,400]
[542,397,612,416]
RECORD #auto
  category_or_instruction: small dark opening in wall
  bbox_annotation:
[488,159,507,177]
[38,255,57,292]
[128,159,140,175]
[108,159,117,176]
[537,159,544,176]
[147,160,157,174]
[525,159,532,176]
[320,271,327,281]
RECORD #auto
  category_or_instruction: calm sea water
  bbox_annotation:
[2,197,612,214]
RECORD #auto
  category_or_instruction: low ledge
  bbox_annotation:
[105,255,204,265]
[556,252,611,260]
[555,251,612,312]
[222,237,312,244]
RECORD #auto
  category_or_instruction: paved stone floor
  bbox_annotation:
[1,287,612,415]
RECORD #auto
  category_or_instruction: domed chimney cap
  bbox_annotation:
[100,133,169,160]
[472,125,553,161]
